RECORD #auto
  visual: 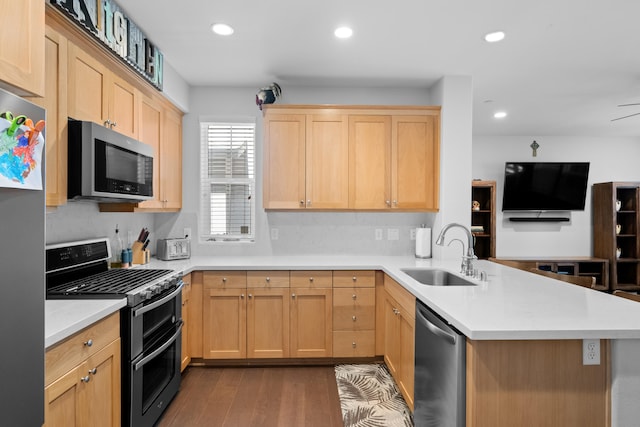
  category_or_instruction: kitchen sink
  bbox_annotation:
[400,268,477,286]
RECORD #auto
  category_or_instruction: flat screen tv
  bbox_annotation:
[502,162,590,211]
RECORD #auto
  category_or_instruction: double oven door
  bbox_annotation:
[122,280,183,427]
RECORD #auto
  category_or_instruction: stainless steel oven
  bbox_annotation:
[122,282,183,427]
[46,238,184,427]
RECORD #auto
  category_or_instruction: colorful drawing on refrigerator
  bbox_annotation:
[0,115,45,190]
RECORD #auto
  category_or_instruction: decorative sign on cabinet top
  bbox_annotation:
[50,0,163,90]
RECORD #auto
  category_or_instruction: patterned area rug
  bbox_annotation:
[335,363,414,427]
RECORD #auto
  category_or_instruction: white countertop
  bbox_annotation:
[145,255,640,340]
[45,254,640,348]
[45,299,126,349]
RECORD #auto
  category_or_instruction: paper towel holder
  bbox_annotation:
[415,224,432,259]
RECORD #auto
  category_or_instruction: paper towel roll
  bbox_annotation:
[415,227,432,258]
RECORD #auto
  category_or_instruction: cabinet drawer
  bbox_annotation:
[45,312,120,386]
[247,271,290,288]
[333,288,375,330]
[290,270,332,288]
[333,270,375,287]
[203,271,247,289]
[333,331,375,357]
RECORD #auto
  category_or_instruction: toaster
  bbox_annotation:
[156,238,191,261]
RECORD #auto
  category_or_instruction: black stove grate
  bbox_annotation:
[47,269,173,297]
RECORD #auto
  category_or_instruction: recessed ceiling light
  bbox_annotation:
[334,26,353,39]
[484,31,505,42]
[494,111,507,119]
[212,23,234,36]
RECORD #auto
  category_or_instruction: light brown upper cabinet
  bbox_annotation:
[0,0,44,96]
[26,25,68,207]
[391,114,439,210]
[263,105,440,211]
[67,42,138,139]
[263,111,349,209]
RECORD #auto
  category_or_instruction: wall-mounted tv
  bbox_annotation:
[502,162,590,211]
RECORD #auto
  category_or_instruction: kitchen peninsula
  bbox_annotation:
[46,255,640,426]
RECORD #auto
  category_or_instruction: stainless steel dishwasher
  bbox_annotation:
[414,300,466,427]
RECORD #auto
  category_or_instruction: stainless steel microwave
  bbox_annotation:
[67,120,153,202]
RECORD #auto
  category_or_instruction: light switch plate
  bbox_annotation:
[388,228,399,241]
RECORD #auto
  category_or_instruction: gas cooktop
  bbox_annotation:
[46,238,181,306]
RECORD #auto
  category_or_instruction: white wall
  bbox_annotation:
[155,80,474,257]
[472,135,640,257]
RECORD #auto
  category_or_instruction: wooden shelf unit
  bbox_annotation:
[593,182,640,291]
[471,180,496,259]
[490,257,609,291]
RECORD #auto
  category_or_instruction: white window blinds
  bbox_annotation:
[200,121,255,241]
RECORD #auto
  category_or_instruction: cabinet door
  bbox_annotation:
[290,288,333,357]
[203,288,246,359]
[305,114,349,209]
[26,26,68,207]
[137,95,163,209]
[391,115,439,210]
[181,276,191,371]
[348,115,391,209]
[67,43,108,124]
[81,339,121,427]
[160,107,183,210]
[107,73,138,138]
[44,364,83,427]
[383,294,401,378]
[0,0,44,96]
[263,114,306,209]
[247,288,290,358]
[398,311,415,411]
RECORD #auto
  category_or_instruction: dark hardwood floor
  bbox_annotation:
[157,366,344,427]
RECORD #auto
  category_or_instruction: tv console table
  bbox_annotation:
[489,257,610,291]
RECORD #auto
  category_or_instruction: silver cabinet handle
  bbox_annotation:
[300,200,304,205]
[266,277,270,282]
[352,316,357,321]
[240,293,245,299]
[83,339,93,347]
[222,277,227,282]
[80,375,91,383]
[291,293,296,298]
[248,293,253,299]
[393,200,397,206]
[103,119,111,127]
[352,294,357,300]
[385,200,391,206]
[352,342,356,348]
[89,368,97,375]
[309,277,314,282]
[307,200,311,207]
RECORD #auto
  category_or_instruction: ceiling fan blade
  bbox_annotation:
[617,103,640,107]
[611,112,640,121]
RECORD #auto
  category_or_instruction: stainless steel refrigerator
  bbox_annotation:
[0,86,45,425]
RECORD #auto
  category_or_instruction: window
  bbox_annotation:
[200,120,255,242]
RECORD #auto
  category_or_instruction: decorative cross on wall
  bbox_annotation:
[530,140,540,157]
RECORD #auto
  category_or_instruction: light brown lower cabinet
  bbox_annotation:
[44,313,121,427]
[466,339,610,427]
[180,273,192,371]
[201,270,333,360]
[383,275,415,411]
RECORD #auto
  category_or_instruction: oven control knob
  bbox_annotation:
[141,290,152,300]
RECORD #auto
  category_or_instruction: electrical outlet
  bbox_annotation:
[583,339,601,365]
[388,228,399,241]
[375,229,383,240]
[410,229,417,240]
[270,228,279,240]
[183,228,192,239]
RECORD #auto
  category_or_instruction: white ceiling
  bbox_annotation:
[117,0,640,137]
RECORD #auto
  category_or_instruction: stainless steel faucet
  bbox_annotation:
[435,223,477,276]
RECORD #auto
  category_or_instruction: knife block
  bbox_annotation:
[132,241,150,265]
